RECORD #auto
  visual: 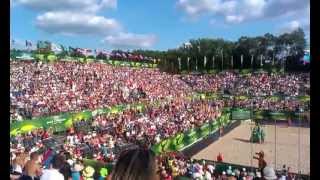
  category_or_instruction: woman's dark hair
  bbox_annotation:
[111,148,158,180]
[52,155,66,169]
[60,162,72,180]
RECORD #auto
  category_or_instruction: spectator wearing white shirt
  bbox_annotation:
[40,155,65,180]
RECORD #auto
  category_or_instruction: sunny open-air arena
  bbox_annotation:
[193,121,310,174]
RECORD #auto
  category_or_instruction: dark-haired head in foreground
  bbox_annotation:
[111,148,159,180]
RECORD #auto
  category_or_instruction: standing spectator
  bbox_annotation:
[40,155,65,180]
[262,166,277,180]
[217,152,223,162]
[110,148,159,180]
[23,152,43,180]
[253,151,267,175]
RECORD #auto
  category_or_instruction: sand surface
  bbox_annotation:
[192,121,310,174]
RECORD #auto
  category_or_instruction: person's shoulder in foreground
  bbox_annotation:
[40,154,65,180]
[110,148,159,180]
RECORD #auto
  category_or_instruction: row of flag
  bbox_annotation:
[11,39,155,61]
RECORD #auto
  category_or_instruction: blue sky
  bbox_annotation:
[11,0,310,51]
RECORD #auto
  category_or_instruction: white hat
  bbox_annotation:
[67,159,74,166]
[72,163,84,172]
[242,168,246,172]
[263,166,277,180]
[256,172,262,178]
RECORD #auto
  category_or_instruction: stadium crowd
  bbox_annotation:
[11,61,309,121]
[10,60,310,180]
[10,98,223,164]
[10,146,300,180]
[180,72,309,97]
[10,61,191,121]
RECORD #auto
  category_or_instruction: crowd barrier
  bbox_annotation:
[151,112,230,155]
[231,108,308,121]
[10,106,309,136]
[10,103,144,136]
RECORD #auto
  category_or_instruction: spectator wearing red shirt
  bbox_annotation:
[217,152,223,162]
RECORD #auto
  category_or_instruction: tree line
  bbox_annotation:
[132,28,309,73]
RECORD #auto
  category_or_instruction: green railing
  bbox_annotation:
[151,112,231,155]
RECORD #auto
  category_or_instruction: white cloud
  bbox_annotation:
[177,0,309,24]
[14,0,116,13]
[35,11,122,36]
[278,19,309,35]
[177,0,237,18]
[103,32,157,49]
[225,15,244,23]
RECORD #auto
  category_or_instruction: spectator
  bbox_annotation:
[217,152,223,162]
[253,151,267,174]
[111,148,158,180]
[82,166,95,180]
[262,166,277,180]
[23,152,43,180]
[40,155,65,180]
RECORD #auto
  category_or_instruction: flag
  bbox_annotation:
[25,40,32,47]
[302,50,310,64]
[122,53,128,59]
[51,43,63,54]
[60,45,66,52]
[204,56,207,67]
[68,46,76,53]
[138,55,144,60]
[116,52,122,57]
[178,57,181,70]
[85,49,93,57]
[260,55,263,67]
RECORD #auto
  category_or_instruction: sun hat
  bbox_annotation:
[263,166,277,180]
[67,159,74,166]
[72,163,84,172]
[100,168,108,177]
[82,166,95,178]
[256,172,262,178]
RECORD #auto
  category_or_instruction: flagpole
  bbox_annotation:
[212,56,215,70]
[241,54,243,69]
[251,55,254,71]
[196,58,198,71]
[221,49,224,71]
[272,53,275,66]
[221,49,223,71]
[231,56,233,69]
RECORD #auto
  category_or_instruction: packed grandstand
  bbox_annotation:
[10,55,310,180]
